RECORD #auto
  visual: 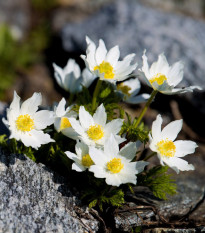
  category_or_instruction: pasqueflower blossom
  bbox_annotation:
[65,140,94,172]
[149,114,197,173]
[53,58,96,93]
[2,91,54,149]
[89,135,149,186]
[140,51,201,94]
[69,104,125,147]
[116,78,150,104]
[81,36,138,83]
[53,98,78,140]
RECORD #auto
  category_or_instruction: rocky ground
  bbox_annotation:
[0,0,205,232]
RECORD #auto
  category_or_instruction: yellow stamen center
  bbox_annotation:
[157,139,176,157]
[107,158,124,174]
[94,61,115,79]
[82,154,94,167]
[60,117,71,131]
[16,114,34,132]
[150,73,167,85]
[87,124,104,141]
[117,83,131,96]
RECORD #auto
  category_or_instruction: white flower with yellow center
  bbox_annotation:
[116,78,150,104]
[53,98,78,140]
[2,91,54,149]
[69,104,125,147]
[89,135,149,186]
[65,140,94,172]
[149,114,197,173]
[80,36,138,83]
[140,51,202,94]
[53,58,96,93]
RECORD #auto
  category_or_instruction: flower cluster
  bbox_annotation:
[2,36,201,202]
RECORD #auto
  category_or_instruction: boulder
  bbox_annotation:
[0,150,99,232]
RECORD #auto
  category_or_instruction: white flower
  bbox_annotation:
[149,114,197,173]
[65,140,94,172]
[140,51,202,94]
[89,135,149,187]
[53,98,78,140]
[53,58,96,93]
[81,36,138,83]
[116,78,150,104]
[69,104,125,147]
[2,91,54,149]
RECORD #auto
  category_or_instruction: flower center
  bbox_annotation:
[82,154,94,167]
[16,114,34,132]
[117,83,131,96]
[60,117,71,131]
[87,124,104,141]
[157,139,176,157]
[94,61,115,79]
[107,158,124,174]
[150,73,167,85]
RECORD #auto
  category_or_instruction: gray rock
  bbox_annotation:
[0,150,99,233]
[114,154,205,231]
[61,0,205,129]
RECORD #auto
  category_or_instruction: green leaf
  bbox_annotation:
[138,165,177,200]
[89,199,98,209]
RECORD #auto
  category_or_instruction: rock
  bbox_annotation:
[0,150,99,232]
[140,0,205,19]
[0,0,30,40]
[144,228,202,233]
[114,153,205,232]
[61,0,205,136]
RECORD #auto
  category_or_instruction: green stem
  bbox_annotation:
[68,93,74,105]
[92,79,102,111]
[133,90,158,128]
[144,152,157,161]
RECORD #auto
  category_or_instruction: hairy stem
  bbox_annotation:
[133,90,158,128]
[92,79,102,111]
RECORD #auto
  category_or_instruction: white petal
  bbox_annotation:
[69,118,85,136]
[168,61,184,86]
[135,161,149,173]
[55,98,66,117]
[93,104,107,127]
[21,92,42,115]
[161,119,183,141]
[89,165,107,178]
[10,91,21,113]
[119,142,137,161]
[72,163,86,172]
[89,147,108,165]
[34,110,54,130]
[62,127,79,140]
[104,119,123,135]
[20,130,54,149]
[75,140,88,157]
[151,114,162,140]
[105,173,123,187]
[95,39,107,65]
[163,157,194,174]
[81,68,97,88]
[140,51,150,79]
[150,53,169,75]
[126,94,150,104]
[174,140,198,157]
[104,134,119,157]
[79,106,94,129]
[105,45,120,66]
